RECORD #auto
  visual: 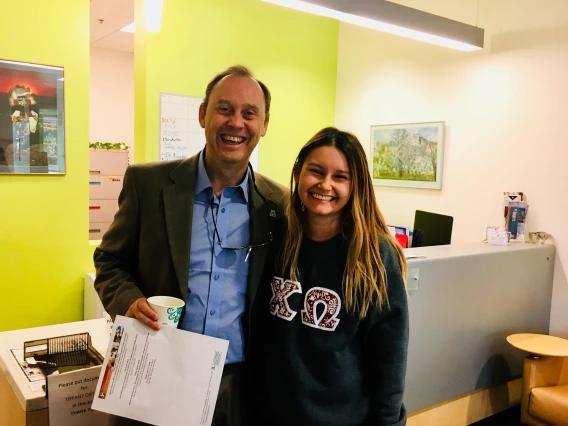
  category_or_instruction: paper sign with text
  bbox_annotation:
[48,365,110,426]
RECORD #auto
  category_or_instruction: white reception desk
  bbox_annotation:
[404,242,555,422]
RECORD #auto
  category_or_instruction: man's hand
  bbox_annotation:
[125,298,161,331]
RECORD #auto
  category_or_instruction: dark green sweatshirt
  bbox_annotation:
[251,233,409,426]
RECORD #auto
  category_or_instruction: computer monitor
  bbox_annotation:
[411,210,454,248]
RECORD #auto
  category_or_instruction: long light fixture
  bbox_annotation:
[262,0,484,51]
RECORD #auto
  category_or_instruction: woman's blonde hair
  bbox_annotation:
[278,127,407,317]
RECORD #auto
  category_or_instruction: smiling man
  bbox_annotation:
[199,71,268,178]
[94,65,288,426]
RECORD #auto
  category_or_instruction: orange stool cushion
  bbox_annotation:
[530,385,568,426]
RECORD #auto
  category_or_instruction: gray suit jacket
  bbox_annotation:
[94,152,288,349]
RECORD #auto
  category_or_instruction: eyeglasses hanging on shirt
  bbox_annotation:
[209,164,273,262]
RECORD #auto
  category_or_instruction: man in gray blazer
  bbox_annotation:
[94,65,288,426]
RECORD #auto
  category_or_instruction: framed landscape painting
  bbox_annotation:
[370,121,444,189]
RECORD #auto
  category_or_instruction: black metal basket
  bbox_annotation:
[24,332,104,398]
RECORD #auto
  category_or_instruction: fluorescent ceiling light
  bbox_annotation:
[262,0,484,51]
[120,22,135,33]
[145,0,163,32]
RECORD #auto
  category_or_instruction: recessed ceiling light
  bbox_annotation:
[120,22,135,33]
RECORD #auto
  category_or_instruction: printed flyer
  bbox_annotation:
[91,316,228,426]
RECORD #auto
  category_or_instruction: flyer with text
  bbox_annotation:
[91,316,228,426]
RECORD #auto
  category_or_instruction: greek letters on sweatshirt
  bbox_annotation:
[253,233,409,426]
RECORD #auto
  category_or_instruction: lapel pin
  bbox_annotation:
[269,209,276,217]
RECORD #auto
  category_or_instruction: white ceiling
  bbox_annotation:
[90,0,134,53]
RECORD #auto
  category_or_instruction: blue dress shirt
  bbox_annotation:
[181,152,250,364]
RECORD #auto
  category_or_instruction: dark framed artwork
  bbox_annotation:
[0,59,65,174]
[370,121,444,189]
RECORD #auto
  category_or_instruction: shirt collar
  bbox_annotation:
[195,150,250,202]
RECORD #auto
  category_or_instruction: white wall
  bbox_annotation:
[90,47,134,160]
[334,0,568,337]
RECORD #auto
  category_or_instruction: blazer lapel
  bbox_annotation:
[246,175,273,312]
[163,155,199,299]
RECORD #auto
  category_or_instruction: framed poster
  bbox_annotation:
[370,121,444,189]
[0,59,65,174]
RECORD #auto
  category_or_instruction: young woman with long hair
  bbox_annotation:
[252,127,409,426]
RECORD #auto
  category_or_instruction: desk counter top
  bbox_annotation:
[404,241,554,263]
[0,318,110,412]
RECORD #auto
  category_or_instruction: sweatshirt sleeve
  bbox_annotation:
[365,240,409,426]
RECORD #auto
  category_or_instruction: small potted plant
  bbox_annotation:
[89,141,130,165]
[89,142,129,151]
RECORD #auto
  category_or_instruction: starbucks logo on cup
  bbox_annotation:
[167,307,182,324]
[147,296,185,328]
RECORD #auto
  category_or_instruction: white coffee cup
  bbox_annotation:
[147,296,185,328]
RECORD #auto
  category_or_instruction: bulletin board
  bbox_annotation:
[158,93,259,169]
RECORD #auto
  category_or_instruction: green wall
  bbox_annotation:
[0,0,338,332]
[135,0,339,184]
[0,0,92,331]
